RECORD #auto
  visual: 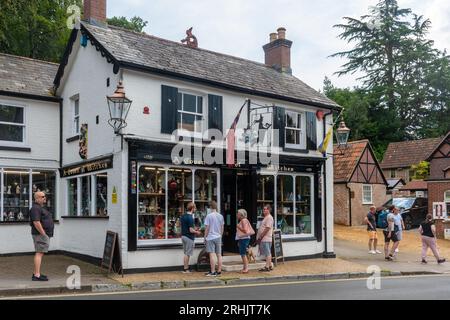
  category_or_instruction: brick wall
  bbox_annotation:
[334,183,350,225]
[348,183,388,226]
[428,181,450,215]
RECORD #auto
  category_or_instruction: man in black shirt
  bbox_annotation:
[30,191,54,281]
[364,206,381,255]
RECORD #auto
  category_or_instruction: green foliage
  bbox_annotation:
[410,161,430,180]
[107,16,148,33]
[0,0,82,62]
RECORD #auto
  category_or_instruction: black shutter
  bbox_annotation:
[161,85,178,134]
[306,112,317,150]
[273,106,285,148]
[208,94,223,134]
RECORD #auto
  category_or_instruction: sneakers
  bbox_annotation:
[369,250,376,254]
[375,250,382,254]
[32,274,48,281]
[385,256,394,261]
[182,269,192,273]
[421,259,427,264]
[394,248,399,253]
[438,259,446,264]
[205,271,222,277]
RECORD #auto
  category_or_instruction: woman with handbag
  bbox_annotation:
[236,209,255,273]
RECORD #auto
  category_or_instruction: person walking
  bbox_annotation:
[204,201,224,277]
[419,214,445,264]
[383,205,399,261]
[364,206,381,254]
[30,191,54,281]
[393,207,405,256]
[256,205,274,272]
[236,209,255,274]
[180,202,201,273]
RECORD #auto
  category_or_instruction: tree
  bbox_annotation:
[331,0,441,140]
[107,16,148,33]
[0,0,82,62]
[410,161,430,180]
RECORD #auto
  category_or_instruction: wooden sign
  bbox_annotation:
[271,229,284,266]
[101,231,123,276]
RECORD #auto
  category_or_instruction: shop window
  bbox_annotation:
[285,111,305,149]
[2,169,29,221]
[138,166,166,240]
[295,176,312,234]
[167,168,192,239]
[256,175,274,229]
[32,171,56,216]
[194,170,217,237]
[363,184,373,204]
[0,104,25,144]
[81,176,92,216]
[277,175,294,234]
[177,92,203,135]
[95,174,108,216]
[67,178,78,216]
[445,191,450,215]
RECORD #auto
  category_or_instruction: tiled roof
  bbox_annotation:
[82,23,340,109]
[387,178,405,189]
[333,140,369,183]
[381,137,442,169]
[400,180,428,191]
[0,53,58,98]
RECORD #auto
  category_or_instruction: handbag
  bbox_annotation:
[243,219,255,236]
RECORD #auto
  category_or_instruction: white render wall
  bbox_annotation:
[0,225,60,254]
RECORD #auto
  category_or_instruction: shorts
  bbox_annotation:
[238,238,251,257]
[259,241,272,257]
[383,230,399,243]
[206,237,222,255]
[182,236,194,256]
[32,234,50,253]
[396,230,403,241]
[368,231,378,240]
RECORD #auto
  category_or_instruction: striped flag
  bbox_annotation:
[226,102,246,167]
[318,127,332,156]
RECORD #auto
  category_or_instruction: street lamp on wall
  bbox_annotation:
[336,120,350,147]
[107,81,132,135]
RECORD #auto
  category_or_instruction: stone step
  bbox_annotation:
[222,262,267,272]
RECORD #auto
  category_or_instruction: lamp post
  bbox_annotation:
[107,81,132,135]
[336,120,350,147]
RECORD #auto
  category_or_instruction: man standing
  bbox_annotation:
[364,206,381,254]
[30,192,54,281]
[180,202,201,273]
[393,207,405,256]
[204,201,224,277]
[257,205,274,272]
[383,205,400,261]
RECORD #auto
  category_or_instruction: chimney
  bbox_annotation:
[263,27,293,74]
[83,0,107,26]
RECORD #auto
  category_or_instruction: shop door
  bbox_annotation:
[221,170,252,253]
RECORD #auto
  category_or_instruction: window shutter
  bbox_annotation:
[306,112,317,150]
[208,94,223,134]
[273,107,285,148]
[161,85,178,134]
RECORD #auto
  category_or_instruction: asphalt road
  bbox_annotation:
[12,274,450,300]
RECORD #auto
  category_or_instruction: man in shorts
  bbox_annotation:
[383,205,400,261]
[256,205,274,272]
[364,206,381,254]
[180,202,201,273]
[204,201,224,277]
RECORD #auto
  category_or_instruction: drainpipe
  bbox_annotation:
[346,184,352,226]
[322,109,334,258]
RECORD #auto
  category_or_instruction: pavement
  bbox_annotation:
[1,225,450,298]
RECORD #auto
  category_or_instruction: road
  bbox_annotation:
[9,274,450,300]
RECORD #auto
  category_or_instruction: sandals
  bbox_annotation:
[239,270,249,274]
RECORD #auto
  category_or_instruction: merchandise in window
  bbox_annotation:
[277,175,294,234]
[32,171,56,215]
[96,174,108,216]
[256,175,274,229]
[2,169,29,221]
[68,178,78,216]
[138,166,166,240]
[177,92,203,134]
[194,170,217,237]
[167,168,192,239]
[295,176,312,234]
[0,105,25,143]
[81,176,92,216]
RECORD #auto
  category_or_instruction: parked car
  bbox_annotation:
[376,197,428,230]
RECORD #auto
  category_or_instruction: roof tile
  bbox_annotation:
[333,140,369,182]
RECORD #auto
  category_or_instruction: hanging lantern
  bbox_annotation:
[336,120,350,146]
[107,81,132,134]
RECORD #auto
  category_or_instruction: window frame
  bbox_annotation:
[0,101,27,146]
[362,184,373,205]
[284,109,306,150]
[176,91,205,138]
[72,96,80,136]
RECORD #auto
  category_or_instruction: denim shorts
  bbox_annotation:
[238,238,251,256]
[259,241,272,257]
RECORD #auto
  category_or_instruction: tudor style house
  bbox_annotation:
[43,0,341,272]
[0,53,60,254]
[334,140,388,226]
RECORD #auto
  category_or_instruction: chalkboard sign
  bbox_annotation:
[271,229,284,266]
[101,231,123,276]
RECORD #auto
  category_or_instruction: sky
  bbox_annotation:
[107,0,450,92]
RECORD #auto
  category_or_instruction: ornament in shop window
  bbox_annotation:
[169,179,178,190]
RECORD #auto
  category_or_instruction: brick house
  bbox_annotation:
[381,137,442,182]
[334,140,388,226]
[426,131,450,217]
[399,180,428,198]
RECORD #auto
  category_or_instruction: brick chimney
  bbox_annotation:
[263,27,293,74]
[83,0,107,26]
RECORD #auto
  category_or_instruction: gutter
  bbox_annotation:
[0,90,61,103]
[346,184,352,226]
[59,100,63,167]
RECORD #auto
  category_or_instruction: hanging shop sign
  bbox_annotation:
[79,123,88,159]
[60,156,113,178]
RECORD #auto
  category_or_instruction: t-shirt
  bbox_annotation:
[204,211,224,241]
[257,214,274,242]
[29,203,54,237]
[393,214,403,231]
[180,213,195,240]
[366,212,377,231]
[384,213,397,232]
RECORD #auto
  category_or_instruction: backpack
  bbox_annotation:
[377,210,388,229]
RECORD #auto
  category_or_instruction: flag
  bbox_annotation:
[226,102,246,167]
[318,127,332,156]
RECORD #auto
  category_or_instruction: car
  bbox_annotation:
[376,197,428,230]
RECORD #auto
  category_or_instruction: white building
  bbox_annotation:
[1,0,341,273]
